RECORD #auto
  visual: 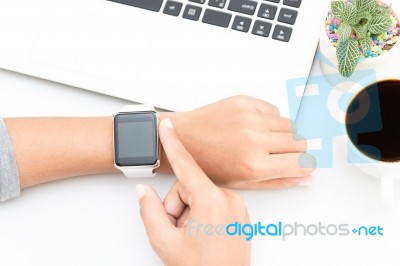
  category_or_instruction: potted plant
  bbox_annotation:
[320,0,400,78]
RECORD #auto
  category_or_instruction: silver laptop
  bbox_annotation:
[0,0,328,116]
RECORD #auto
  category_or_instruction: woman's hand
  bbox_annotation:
[160,95,315,189]
[137,119,250,266]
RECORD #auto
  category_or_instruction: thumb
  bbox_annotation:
[136,184,177,253]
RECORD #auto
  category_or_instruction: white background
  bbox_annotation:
[0,55,400,266]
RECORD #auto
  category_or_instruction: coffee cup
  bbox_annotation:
[337,73,400,207]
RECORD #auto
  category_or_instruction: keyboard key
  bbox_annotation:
[257,3,278,20]
[108,0,163,12]
[232,16,252,32]
[202,9,232,28]
[208,0,227,9]
[283,0,302,8]
[265,0,280,2]
[277,8,298,25]
[228,0,258,16]
[182,5,202,21]
[189,0,206,4]
[252,20,272,37]
[163,1,183,16]
[272,25,292,42]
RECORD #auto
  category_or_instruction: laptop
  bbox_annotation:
[0,0,328,116]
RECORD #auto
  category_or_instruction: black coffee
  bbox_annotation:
[346,79,400,162]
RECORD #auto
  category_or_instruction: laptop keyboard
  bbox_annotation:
[108,0,302,42]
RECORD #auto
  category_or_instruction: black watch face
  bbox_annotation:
[114,112,158,166]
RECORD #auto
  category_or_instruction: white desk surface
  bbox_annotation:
[0,54,400,266]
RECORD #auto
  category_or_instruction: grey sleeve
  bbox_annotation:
[0,118,20,202]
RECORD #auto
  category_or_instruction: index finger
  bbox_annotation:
[159,118,216,196]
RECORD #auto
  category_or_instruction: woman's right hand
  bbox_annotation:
[136,118,251,266]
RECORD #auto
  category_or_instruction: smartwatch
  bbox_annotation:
[113,105,160,178]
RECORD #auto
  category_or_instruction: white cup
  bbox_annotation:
[337,73,400,207]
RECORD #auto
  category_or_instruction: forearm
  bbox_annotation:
[4,117,118,188]
[4,114,177,189]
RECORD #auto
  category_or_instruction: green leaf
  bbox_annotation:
[332,1,349,20]
[338,23,352,39]
[337,39,360,77]
[356,0,376,12]
[368,15,392,34]
[359,38,371,54]
[353,24,368,38]
[343,6,358,25]
[372,5,390,16]
[356,11,372,25]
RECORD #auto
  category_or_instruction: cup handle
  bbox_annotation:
[380,175,395,208]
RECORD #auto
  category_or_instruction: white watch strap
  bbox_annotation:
[121,167,156,178]
[119,104,156,113]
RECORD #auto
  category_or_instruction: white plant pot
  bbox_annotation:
[319,4,400,90]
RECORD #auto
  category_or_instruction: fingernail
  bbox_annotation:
[135,184,146,200]
[298,153,317,168]
[162,118,174,129]
[291,121,297,133]
[297,180,314,187]
[293,134,306,141]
